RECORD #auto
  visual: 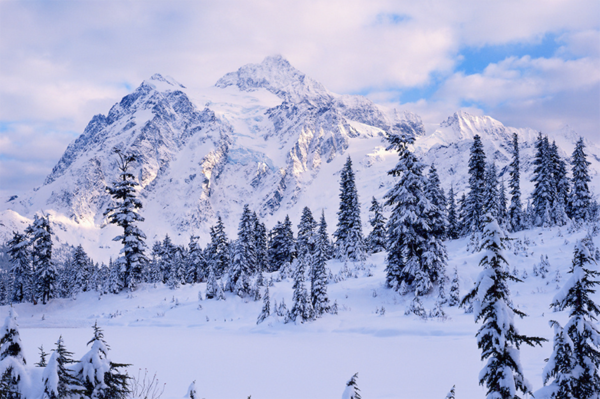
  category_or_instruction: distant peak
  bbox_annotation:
[145,74,186,90]
[215,55,331,103]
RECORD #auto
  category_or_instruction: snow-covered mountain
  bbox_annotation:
[1,55,598,262]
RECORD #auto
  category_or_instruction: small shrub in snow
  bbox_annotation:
[405,296,427,319]
[184,380,197,399]
[341,373,361,399]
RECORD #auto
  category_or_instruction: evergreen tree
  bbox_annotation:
[425,164,448,239]
[167,247,185,290]
[26,214,56,305]
[268,218,295,272]
[185,381,197,399]
[158,235,176,284]
[106,258,123,294]
[297,207,317,259]
[0,309,27,399]
[104,149,148,291]
[498,179,508,228]
[465,135,487,233]
[447,186,459,240]
[254,219,268,275]
[227,241,251,297]
[333,156,366,262]
[35,345,49,368]
[531,134,555,227]
[458,192,468,236]
[508,132,524,232]
[384,132,446,295]
[342,373,361,399]
[7,232,31,303]
[310,233,330,317]
[570,137,592,224]
[41,336,84,399]
[237,205,258,274]
[72,245,92,295]
[367,197,387,253]
[207,217,230,278]
[482,162,500,220]
[317,210,333,260]
[186,235,205,284]
[256,286,271,325]
[448,267,460,307]
[205,265,218,300]
[445,385,456,399]
[547,239,600,398]
[288,257,313,323]
[540,320,575,399]
[549,141,570,226]
[73,322,130,399]
[462,215,545,399]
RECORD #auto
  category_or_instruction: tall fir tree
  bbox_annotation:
[498,179,508,228]
[288,257,313,323]
[317,210,333,260]
[185,236,205,284]
[384,132,446,296]
[104,149,148,291]
[446,186,459,240]
[425,164,448,239]
[227,240,251,297]
[254,218,268,275]
[73,322,130,399]
[570,137,592,224]
[333,156,366,262]
[549,141,570,226]
[256,286,271,325]
[237,205,258,273]
[531,134,555,227]
[310,233,330,317]
[208,217,230,278]
[297,207,317,259]
[465,134,487,234]
[72,245,92,295]
[508,132,524,232]
[267,221,292,272]
[546,239,600,398]
[482,162,500,220]
[7,232,31,304]
[540,320,575,399]
[462,215,545,399]
[367,197,387,253]
[26,214,56,305]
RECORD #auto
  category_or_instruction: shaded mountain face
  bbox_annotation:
[1,56,598,260]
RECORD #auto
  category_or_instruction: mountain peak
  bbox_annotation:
[215,55,331,104]
[143,74,186,91]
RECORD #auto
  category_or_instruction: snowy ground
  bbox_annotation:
[6,225,599,399]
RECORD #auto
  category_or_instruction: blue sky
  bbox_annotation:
[0,0,598,196]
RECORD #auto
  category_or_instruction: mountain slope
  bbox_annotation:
[1,56,598,263]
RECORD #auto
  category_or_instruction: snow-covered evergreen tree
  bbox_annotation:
[342,373,361,399]
[268,218,295,272]
[549,141,570,226]
[540,320,575,399]
[547,239,600,398]
[35,345,49,368]
[425,163,448,239]
[498,179,508,228]
[310,233,330,317]
[462,215,545,399]
[41,336,84,399]
[0,309,27,398]
[288,257,313,323]
[72,245,92,295]
[186,236,205,284]
[207,217,230,278]
[7,232,31,304]
[318,210,333,260]
[508,132,524,232]
[570,137,592,224]
[384,132,446,295]
[445,385,456,399]
[367,197,387,253]
[531,134,555,227]
[334,156,366,262]
[483,162,500,220]
[26,214,56,305]
[104,149,148,291]
[72,322,130,399]
[257,286,271,325]
[447,186,459,240]
[185,381,197,399]
[448,267,460,307]
[465,134,487,234]
[228,240,251,297]
[254,218,268,275]
[297,207,317,259]
[238,205,258,274]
